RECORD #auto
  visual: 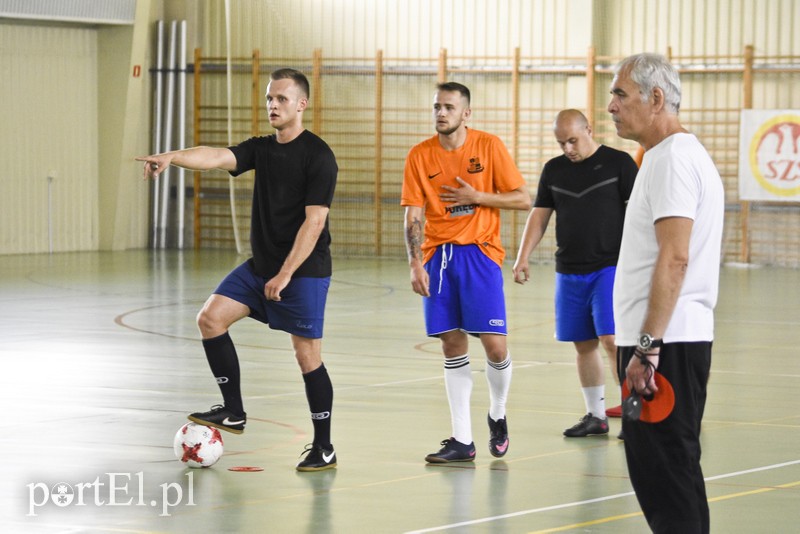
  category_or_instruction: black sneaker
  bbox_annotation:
[296,444,337,472]
[188,405,246,434]
[425,438,476,463]
[487,415,509,458]
[563,413,609,437]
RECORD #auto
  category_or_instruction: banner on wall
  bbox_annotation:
[738,110,800,202]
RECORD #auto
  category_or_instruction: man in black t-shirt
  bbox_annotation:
[512,109,637,438]
[137,68,338,471]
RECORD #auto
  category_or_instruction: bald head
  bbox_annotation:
[553,109,599,163]
[554,109,589,130]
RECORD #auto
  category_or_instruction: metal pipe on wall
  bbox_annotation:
[150,19,191,249]
[224,0,243,255]
[159,20,177,249]
[151,20,164,249]
[177,20,187,249]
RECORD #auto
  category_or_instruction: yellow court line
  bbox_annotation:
[528,480,800,533]
[529,510,643,533]
[707,479,800,502]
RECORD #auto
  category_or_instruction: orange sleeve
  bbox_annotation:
[401,154,422,206]
[401,137,436,207]
[487,134,525,193]
[634,145,645,167]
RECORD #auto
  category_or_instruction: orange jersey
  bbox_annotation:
[402,128,526,266]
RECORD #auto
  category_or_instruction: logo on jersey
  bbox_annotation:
[467,157,484,173]
[445,204,477,217]
[428,171,442,180]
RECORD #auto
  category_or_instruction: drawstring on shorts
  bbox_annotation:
[438,243,454,294]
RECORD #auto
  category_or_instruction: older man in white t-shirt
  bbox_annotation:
[609,53,724,534]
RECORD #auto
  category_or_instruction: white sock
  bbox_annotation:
[485,351,512,421]
[581,385,606,418]
[444,354,473,445]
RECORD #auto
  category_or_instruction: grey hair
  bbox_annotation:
[615,53,682,114]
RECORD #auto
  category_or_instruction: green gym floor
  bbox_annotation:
[2,250,799,533]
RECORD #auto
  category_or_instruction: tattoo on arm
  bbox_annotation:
[406,217,424,262]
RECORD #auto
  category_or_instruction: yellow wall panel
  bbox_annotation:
[0,23,99,254]
[197,0,593,59]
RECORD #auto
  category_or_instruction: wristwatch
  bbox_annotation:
[637,332,663,351]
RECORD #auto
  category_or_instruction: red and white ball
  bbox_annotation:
[173,423,224,468]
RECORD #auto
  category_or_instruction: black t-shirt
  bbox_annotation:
[229,130,338,278]
[534,145,638,274]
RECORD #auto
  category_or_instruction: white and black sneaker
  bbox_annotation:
[296,444,337,472]
[188,405,246,434]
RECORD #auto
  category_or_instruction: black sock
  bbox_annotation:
[303,364,333,448]
[202,332,244,416]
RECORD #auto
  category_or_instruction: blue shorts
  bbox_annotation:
[554,266,616,342]
[214,260,330,339]
[423,244,507,337]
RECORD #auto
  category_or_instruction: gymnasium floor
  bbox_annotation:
[2,250,799,533]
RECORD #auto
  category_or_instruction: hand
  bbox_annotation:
[625,348,660,396]
[512,258,530,284]
[264,272,291,301]
[439,177,481,206]
[135,155,172,179]
[409,264,430,297]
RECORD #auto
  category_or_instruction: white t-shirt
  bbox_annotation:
[614,133,724,345]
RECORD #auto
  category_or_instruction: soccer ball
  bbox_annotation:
[173,423,224,468]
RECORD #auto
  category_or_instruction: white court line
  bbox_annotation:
[704,459,800,481]
[403,459,800,533]
[404,491,637,534]
[709,369,800,379]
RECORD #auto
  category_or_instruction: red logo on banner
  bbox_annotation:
[749,115,800,196]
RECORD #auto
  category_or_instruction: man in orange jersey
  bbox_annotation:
[402,82,531,463]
